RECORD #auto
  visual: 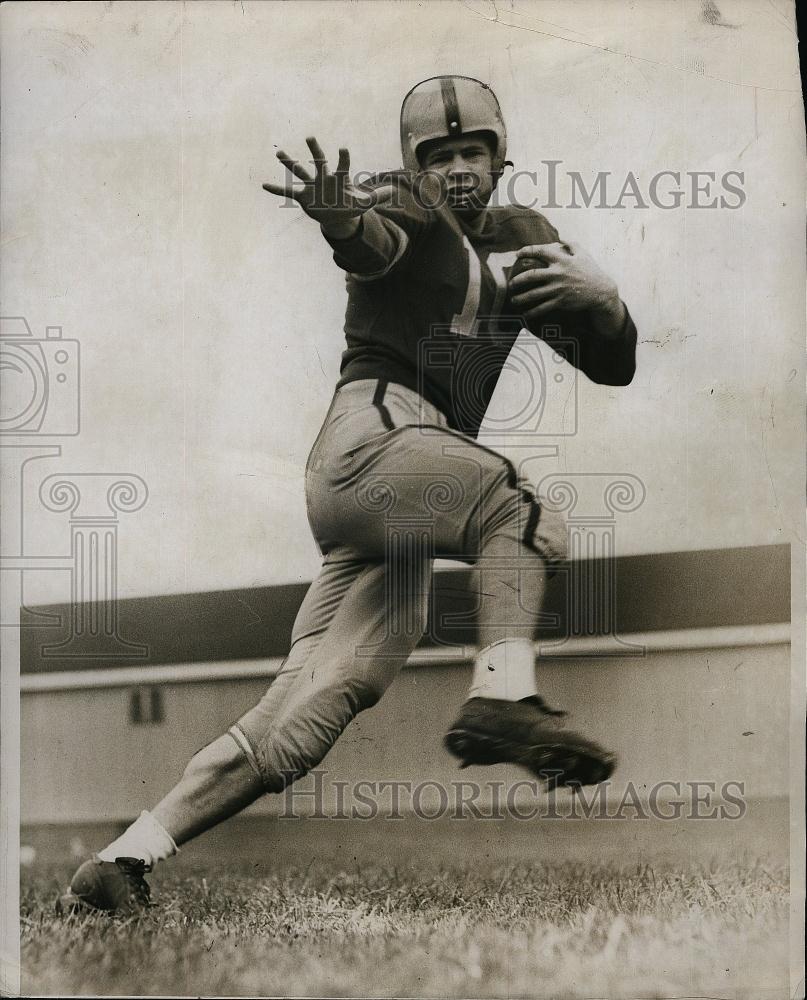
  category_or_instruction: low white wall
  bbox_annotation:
[21,629,790,824]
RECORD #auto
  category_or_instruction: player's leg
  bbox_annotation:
[325,388,554,701]
[462,462,557,701]
[322,383,614,786]
[233,543,431,793]
[198,383,443,795]
[57,555,372,913]
[143,559,371,849]
[439,448,616,786]
[57,380,431,908]
[101,720,286,864]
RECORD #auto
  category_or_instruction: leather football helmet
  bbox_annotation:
[400,76,507,177]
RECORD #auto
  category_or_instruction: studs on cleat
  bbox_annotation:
[443,696,617,788]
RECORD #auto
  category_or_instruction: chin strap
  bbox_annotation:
[491,161,513,188]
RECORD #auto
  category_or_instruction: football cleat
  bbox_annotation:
[444,695,616,789]
[56,855,152,914]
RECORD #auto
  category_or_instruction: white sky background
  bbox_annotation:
[1,0,803,599]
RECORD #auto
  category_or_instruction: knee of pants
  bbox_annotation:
[253,660,410,793]
[302,660,401,721]
[480,479,568,573]
[343,668,394,713]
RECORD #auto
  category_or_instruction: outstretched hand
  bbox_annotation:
[263,137,380,234]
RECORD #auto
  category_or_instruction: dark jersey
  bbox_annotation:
[325,175,636,438]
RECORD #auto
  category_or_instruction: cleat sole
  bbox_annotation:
[444,726,616,788]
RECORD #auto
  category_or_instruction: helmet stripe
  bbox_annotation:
[439,77,462,135]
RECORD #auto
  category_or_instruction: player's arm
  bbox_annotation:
[262,137,424,277]
[508,241,637,386]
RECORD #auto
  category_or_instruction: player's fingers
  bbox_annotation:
[524,297,564,320]
[358,183,397,209]
[305,136,328,173]
[276,151,314,183]
[513,256,551,274]
[335,147,350,176]
[508,266,559,292]
[262,181,302,201]
[511,283,564,308]
[516,242,565,260]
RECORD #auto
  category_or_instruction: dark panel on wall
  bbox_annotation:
[20,544,790,673]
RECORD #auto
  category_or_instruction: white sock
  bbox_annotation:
[98,810,178,867]
[468,638,538,701]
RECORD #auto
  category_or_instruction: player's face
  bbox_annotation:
[418,134,496,218]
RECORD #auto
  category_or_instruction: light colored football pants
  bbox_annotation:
[232,379,567,792]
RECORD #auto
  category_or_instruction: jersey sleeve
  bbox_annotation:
[550,306,638,386]
[322,173,434,279]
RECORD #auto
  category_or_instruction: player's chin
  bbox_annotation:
[448,196,487,218]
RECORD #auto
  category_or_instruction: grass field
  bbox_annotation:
[21,851,790,998]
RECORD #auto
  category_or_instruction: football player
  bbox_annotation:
[59,76,637,913]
